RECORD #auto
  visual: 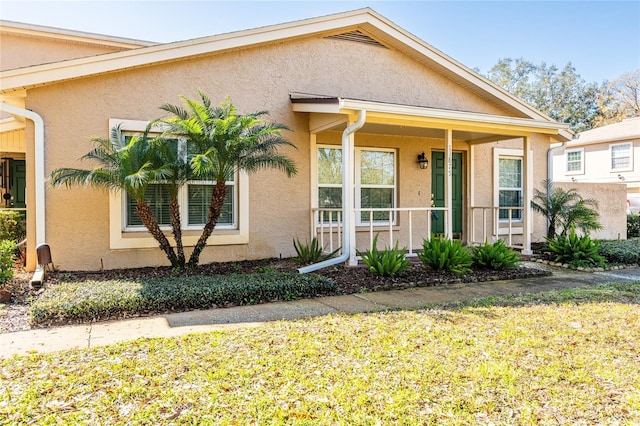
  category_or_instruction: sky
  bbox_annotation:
[1,0,638,83]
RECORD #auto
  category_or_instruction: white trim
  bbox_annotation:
[0,102,45,246]
[493,147,534,234]
[293,98,570,135]
[0,20,155,48]
[610,142,633,172]
[565,147,584,175]
[316,144,397,227]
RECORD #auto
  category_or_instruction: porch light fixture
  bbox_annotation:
[417,152,429,169]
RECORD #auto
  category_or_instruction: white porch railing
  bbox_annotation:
[311,207,449,259]
[469,206,525,249]
[311,206,526,262]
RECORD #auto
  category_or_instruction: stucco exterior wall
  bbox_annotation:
[552,138,640,184]
[25,35,550,270]
[0,32,130,70]
[555,182,627,240]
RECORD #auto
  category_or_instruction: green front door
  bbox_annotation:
[431,151,462,236]
[9,159,26,209]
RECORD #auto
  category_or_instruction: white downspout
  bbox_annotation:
[547,141,567,191]
[299,109,366,274]
[0,102,45,246]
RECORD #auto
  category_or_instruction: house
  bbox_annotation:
[0,8,573,272]
[551,117,639,236]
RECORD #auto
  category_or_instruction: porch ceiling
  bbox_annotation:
[290,94,572,143]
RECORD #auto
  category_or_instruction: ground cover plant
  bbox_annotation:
[599,237,640,265]
[30,272,336,326]
[2,282,639,424]
[1,257,552,333]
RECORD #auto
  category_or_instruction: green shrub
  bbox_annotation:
[627,214,640,238]
[472,239,520,270]
[546,227,605,268]
[30,271,337,325]
[0,240,16,284]
[598,238,640,265]
[0,210,25,242]
[418,235,472,275]
[293,237,339,265]
[356,234,410,277]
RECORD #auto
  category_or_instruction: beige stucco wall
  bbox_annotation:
[0,32,129,70]
[24,34,552,270]
[554,182,627,240]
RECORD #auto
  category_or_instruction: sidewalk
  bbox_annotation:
[2,263,640,358]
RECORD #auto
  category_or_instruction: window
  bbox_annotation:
[109,119,248,250]
[122,133,236,231]
[566,149,583,174]
[357,148,396,224]
[317,147,343,222]
[317,146,396,225]
[611,143,632,171]
[498,157,522,220]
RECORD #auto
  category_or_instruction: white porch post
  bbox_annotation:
[522,136,532,255]
[445,128,453,238]
[347,122,358,266]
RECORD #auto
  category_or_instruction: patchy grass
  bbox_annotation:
[2,282,639,424]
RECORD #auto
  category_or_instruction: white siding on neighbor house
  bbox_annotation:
[552,118,640,190]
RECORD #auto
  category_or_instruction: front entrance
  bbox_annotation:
[431,151,463,236]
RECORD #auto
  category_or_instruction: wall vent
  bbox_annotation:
[325,30,387,48]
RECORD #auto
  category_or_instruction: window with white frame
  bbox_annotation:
[498,157,522,221]
[610,142,632,171]
[317,146,396,225]
[566,148,584,174]
[122,134,236,231]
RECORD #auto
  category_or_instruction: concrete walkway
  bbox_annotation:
[2,263,640,358]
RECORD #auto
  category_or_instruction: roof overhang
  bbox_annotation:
[291,95,572,142]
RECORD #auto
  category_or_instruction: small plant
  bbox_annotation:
[418,235,472,275]
[356,234,410,277]
[0,240,16,285]
[0,210,25,242]
[472,239,520,270]
[546,226,605,268]
[293,237,339,265]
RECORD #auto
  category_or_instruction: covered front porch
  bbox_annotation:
[291,95,570,270]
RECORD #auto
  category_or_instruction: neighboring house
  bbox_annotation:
[552,117,640,225]
[0,8,572,272]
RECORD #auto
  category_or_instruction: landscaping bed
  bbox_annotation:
[1,258,550,332]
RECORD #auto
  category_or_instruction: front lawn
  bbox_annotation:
[2,282,639,424]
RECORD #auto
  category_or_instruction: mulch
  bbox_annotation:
[1,257,551,333]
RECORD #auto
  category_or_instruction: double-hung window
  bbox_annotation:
[357,148,396,224]
[317,146,396,225]
[123,134,236,231]
[610,142,632,171]
[566,148,583,174]
[498,156,522,221]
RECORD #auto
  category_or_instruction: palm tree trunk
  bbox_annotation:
[136,201,179,267]
[188,180,227,267]
[169,198,186,268]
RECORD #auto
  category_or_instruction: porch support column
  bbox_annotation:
[347,125,358,266]
[522,136,532,255]
[445,128,453,238]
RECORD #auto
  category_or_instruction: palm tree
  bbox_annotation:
[50,126,181,266]
[531,179,602,239]
[159,93,297,267]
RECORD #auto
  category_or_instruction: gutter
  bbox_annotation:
[299,109,366,273]
[0,102,46,284]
